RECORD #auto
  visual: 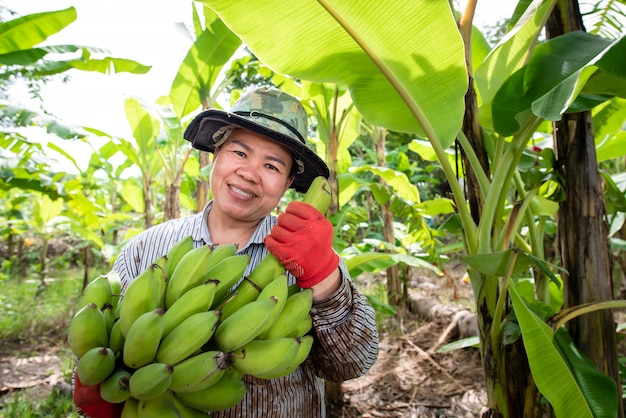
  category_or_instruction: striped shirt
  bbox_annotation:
[112,202,379,417]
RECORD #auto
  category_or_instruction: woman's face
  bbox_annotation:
[210,128,294,224]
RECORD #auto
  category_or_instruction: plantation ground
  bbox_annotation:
[0,262,487,417]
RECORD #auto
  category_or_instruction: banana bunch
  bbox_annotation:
[66,176,331,416]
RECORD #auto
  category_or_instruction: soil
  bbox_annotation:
[0,262,486,417]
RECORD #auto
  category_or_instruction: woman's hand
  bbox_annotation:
[265,202,339,289]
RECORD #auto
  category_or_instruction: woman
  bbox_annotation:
[74,86,378,417]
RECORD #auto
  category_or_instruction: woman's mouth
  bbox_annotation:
[229,184,256,198]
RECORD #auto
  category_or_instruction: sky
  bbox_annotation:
[2,0,519,170]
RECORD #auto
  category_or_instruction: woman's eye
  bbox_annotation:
[265,163,279,172]
[233,150,246,157]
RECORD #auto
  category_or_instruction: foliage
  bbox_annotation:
[0,389,79,418]
[0,267,87,342]
[0,267,109,417]
[195,0,626,415]
[1,2,626,416]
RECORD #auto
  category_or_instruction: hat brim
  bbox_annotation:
[184,109,330,194]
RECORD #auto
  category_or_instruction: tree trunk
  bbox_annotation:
[546,2,624,416]
[196,151,211,212]
[111,183,119,246]
[7,232,14,260]
[165,183,181,221]
[83,244,92,290]
[553,111,623,415]
[460,7,537,412]
[143,176,153,229]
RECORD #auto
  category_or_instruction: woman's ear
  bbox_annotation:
[284,176,295,192]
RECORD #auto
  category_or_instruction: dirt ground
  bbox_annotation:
[327,263,486,417]
[0,262,486,417]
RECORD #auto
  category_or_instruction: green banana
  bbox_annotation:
[229,337,301,379]
[214,296,278,353]
[287,283,301,297]
[302,175,332,214]
[76,346,116,386]
[223,365,244,381]
[108,318,125,355]
[100,369,132,404]
[217,252,286,319]
[262,288,313,340]
[106,270,123,309]
[171,394,213,418]
[204,243,238,271]
[156,310,221,365]
[101,303,116,334]
[161,279,219,337]
[260,334,314,379]
[173,375,247,412]
[68,303,109,358]
[284,312,313,338]
[137,390,181,418]
[123,308,165,369]
[206,254,251,305]
[76,275,113,311]
[150,256,168,309]
[169,350,229,393]
[121,397,140,418]
[255,274,289,339]
[128,362,174,401]
[165,235,195,280]
[164,245,214,308]
[118,266,159,338]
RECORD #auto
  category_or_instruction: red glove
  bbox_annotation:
[73,373,123,418]
[265,201,339,288]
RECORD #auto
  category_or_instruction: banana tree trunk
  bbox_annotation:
[143,176,154,229]
[165,184,181,221]
[82,244,92,290]
[546,2,624,416]
[461,32,538,415]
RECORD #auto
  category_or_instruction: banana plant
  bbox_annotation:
[117,97,163,229]
[198,0,626,415]
[169,3,242,211]
[27,193,64,286]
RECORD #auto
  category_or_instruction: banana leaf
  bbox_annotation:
[509,285,616,418]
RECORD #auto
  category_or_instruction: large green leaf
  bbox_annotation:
[121,180,145,213]
[493,32,626,136]
[0,7,76,53]
[170,11,241,119]
[344,251,440,278]
[553,328,619,418]
[509,285,593,418]
[32,194,63,230]
[351,165,420,203]
[200,0,467,148]
[474,0,555,130]
[124,97,159,161]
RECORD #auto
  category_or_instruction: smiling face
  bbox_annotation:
[209,128,294,226]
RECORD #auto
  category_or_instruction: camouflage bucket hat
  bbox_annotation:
[183,86,329,193]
